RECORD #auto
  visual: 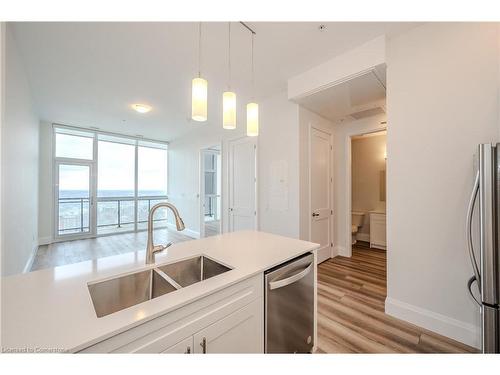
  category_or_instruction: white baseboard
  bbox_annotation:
[385,297,480,349]
[23,244,38,273]
[166,223,200,239]
[356,233,370,242]
[38,236,53,246]
[334,245,347,257]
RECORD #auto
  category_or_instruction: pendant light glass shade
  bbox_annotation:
[223,91,236,129]
[191,77,208,122]
[246,102,259,136]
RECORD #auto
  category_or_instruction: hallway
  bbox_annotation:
[316,243,477,353]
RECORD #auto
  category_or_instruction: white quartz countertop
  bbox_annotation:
[1,230,319,352]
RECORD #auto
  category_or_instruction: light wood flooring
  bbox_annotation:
[204,220,221,237]
[31,228,194,271]
[316,242,477,353]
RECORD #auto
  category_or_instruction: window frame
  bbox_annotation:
[52,124,169,241]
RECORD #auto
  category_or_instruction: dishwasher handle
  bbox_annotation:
[269,263,313,290]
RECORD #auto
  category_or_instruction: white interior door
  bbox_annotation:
[310,127,333,263]
[228,137,257,232]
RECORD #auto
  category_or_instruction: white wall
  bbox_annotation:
[288,36,386,100]
[38,121,53,244]
[351,134,387,238]
[386,23,499,348]
[1,26,39,276]
[168,90,301,239]
[331,114,386,256]
[168,125,237,238]
[259,92,300,238]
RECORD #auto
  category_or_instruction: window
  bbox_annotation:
[98,138,136,197]
[53,125,168,238]
[97,136,136,234]
[138,142,168,197]
[55,128,94,160]
[137,141,168,230]
[57,164,91,235]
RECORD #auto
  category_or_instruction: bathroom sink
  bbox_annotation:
[88,269,178,318]
[157,255,232,287]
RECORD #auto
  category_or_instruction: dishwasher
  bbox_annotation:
[265,252,315,353]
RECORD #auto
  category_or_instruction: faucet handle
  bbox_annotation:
[153,243,172,253]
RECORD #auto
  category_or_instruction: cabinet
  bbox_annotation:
[162,336,194,354]
[193,298,263,353]
[79,274,263,353]
[369,212,386,250]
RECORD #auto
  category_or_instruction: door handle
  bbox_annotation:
[200,337,207,354]
[312,212,319,217]
[466,171,481,288]
[269,263,313,290]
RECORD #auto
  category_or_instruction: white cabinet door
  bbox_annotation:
[370,213,386,249]
[193,299,263,354]
[161,336,194,354]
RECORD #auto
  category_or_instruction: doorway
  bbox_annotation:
[309,126,333,263]
[200,144,222,237]
[228,137,258,232]
[348,129,387,256]
[55,160,95,240]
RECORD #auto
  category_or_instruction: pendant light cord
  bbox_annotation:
[251,33,255,99]
[228,22,231,90]
[198,22,202,78]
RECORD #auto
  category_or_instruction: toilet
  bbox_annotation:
[351,211,365,245]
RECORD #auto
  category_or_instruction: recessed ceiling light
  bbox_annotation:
[131,103,152,113]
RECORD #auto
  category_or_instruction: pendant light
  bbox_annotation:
[192,22,207,122]
[246,32,258,136]
[223,22,236,129]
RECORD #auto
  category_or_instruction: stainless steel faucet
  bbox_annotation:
[146,202,185,264]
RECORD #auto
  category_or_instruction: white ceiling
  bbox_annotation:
[296,68,387,122]
[10,22,418,141]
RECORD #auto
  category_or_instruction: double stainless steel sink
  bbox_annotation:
[88,255,232,318]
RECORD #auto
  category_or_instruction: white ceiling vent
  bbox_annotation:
[349,106,386,120]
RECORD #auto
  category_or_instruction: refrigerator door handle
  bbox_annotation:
[467,275,481,305]
[466,170,481,288]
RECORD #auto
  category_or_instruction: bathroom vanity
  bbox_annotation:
[369,211,387,250]
[1,231,318,353]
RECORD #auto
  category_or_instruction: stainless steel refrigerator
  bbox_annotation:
[467,143,500,353]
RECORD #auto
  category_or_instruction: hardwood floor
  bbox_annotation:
[316,242,477,353]
[31,228,194,271]
[204,220,221,237]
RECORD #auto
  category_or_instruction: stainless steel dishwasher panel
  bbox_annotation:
[265,253,314,353]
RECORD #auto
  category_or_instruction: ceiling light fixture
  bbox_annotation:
[192,22,208,122]
[223,22,236,130]
[246,28,258,137]
[132,103,152,113]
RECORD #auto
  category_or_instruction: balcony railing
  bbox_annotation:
[58,196,169,235]
[204,194,220,221]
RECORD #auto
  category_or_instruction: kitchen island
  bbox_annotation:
[1,231,318,353]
